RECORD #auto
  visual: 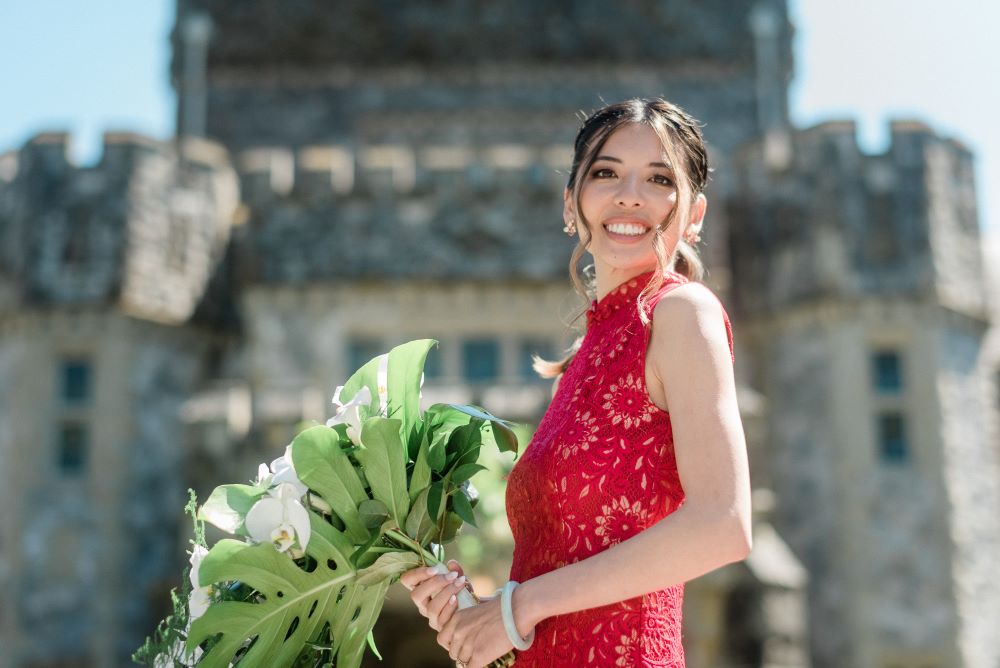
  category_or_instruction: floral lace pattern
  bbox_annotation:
[506,270,734,667]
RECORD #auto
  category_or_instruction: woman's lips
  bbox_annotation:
[602,218,652,243]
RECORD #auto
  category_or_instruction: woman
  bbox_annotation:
[401,98,752,668]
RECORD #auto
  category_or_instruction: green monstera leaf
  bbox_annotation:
[339,339,436,439]
[140,339,523,668]
[187,515,390,668]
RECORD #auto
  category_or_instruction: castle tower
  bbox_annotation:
[0,132,237,666]
[164,3,809,666]
[728,120,1000,668]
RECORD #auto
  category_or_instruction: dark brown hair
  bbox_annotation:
[535,97,711,378]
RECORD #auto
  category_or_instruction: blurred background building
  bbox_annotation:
[0,1,997,667]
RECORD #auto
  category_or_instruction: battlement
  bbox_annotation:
[235,142,573,203]
[729,117,983,318]
[3,130,232,183]
[0,130,239,324]
[792,118,975,168]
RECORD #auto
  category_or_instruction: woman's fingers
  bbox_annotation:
[410,570,461,616]
[400,560,464,592]
[399,565,434,591]
[426,575,464,630]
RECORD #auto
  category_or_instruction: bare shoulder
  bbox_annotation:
[648,282,730,370]
[651,281,725,331]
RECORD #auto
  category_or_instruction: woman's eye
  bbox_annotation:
[591,168,615,179]
[651,174,674,186]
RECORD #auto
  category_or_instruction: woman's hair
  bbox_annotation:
[534,97,711,379]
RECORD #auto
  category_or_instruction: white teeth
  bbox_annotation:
[606,223,647,236]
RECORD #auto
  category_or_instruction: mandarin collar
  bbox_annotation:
[585,270,657,326]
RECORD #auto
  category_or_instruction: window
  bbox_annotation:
[61,360,91,403]
[519,338,554,382]
[877,412,908,463]
[873,350,903,394]
[347,338,384,375]
[58,423,88,475]
[462,339,499,382]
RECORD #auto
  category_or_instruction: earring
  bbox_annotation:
[685,232,701,244]
[564,216,577,236]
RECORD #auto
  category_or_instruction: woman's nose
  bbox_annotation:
[615,177,643,208]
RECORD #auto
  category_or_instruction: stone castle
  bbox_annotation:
[0,1,997,667]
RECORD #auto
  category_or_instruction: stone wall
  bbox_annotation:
[173,0,789,71]
[0,132,238,325]
[936,315,1000,668]
[729,121,983,319]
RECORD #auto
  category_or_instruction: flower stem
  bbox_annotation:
[384,529,438,564]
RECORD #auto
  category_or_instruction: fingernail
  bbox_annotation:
[449,594,457,604]
[426,567,438,576]
[454,576,466,587]
[446,570,458,581]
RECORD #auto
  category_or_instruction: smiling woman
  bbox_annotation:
[401,98,751,668]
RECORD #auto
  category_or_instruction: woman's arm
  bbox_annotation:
[512,282,752,633]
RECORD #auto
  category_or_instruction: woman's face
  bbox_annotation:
[567,122,704,280]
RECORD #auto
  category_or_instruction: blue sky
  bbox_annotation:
[1,0,997,237]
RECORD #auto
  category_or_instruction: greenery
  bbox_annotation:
[134,339,520,667]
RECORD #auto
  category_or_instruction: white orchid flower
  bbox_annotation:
[253,462,272,488]
[245,482,311,552]
[188,544,212,621]
[268,443,308,497]
[326,385,372,445]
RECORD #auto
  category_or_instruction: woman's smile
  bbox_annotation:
[602,215,653,243]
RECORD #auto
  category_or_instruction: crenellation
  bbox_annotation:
[18,132,72,176]
[0,150,18,183]
[0,130,237,323]
[234,141,569,204]
[730,118,985,315]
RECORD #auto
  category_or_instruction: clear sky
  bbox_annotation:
[1,0,997,237]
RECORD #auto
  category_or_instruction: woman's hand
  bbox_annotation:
[438,596,514,668]
[399,560,469,632]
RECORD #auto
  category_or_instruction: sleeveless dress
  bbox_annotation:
[505,269,735,668]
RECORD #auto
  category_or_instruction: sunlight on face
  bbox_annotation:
[575,123,686,281]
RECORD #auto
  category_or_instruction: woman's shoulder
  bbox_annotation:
[650,279,735,362]
[654,279,724,314]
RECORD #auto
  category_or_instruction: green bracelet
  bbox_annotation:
[501,581,534,650]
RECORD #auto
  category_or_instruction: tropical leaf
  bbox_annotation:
[408,437,432,502]
[447,422,483,470]
[199,484,267,535]
[451,490,477,528]
[383,339,436,442]
[404,486,436,545]
[354,417,410,529]
[444,404,519,454]
[450,463,488,484]
[483,420,519,456]
[355,551,422,587]
[187,513,390,668]
[357,499,390,529]
[339,355,383,420]
[290,426,370,544]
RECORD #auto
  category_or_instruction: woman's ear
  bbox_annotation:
[562,187,575,227]
[686,193,707,239]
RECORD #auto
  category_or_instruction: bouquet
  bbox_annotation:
[135,339,519,667]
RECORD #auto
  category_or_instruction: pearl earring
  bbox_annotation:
[564,216,577,236]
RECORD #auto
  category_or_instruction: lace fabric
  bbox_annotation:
[505,270,734,667]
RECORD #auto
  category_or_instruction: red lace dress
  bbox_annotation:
[505,270,734,667]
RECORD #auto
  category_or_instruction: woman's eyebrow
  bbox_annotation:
[594,155,673,170]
